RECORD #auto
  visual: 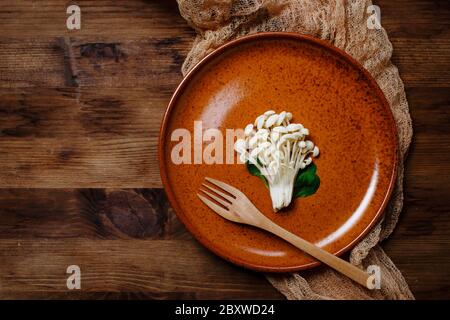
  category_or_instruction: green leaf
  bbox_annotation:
[245,161,320,198]
[246,161,268,188]
[293,163,320,198]
[294,163,316,186]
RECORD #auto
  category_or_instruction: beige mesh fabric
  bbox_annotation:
[177,0,414,299]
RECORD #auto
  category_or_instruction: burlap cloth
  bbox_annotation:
[176,0,414,299]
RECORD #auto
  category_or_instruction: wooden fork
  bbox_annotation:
[198,177,376,290]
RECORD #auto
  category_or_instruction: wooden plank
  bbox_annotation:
[390,38,450,87]
[388,198,450,247]
[375,0,450,88]
[405,87,450,135]
[405,134,450,177]
[386,86,450,299]
[0,136,161,188]
[0,239,283,299]
[0,189,189,239]
[403,88,450,177]
[0,88,166,137]
[0,88,167,188]
[383,240,450,300]
[0,37,189,88]
[404,177,450,228]
[376,0,450,39]
[0,0,190,38]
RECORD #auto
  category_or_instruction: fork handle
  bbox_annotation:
[259,219,376,290]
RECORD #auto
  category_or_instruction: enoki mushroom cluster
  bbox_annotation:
[235,110,319,211]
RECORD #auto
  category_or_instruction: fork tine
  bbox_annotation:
[197,194,230,218]
[199,189,230,208]
[202,183,234,202]
[205,177,240,196]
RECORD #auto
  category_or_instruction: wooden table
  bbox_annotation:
[0,0,448,299]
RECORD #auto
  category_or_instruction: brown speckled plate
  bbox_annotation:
[159,33,397,272]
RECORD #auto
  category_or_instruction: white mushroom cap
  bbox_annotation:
[305,140,314,150]
[286,112,293,121]
[287,123,303,132]
[312,146,320,157]
[265,114,279,128]
[257,130,269,141]
[272,126,288,133]
[276,111,286,126]
[257,128,269,135]
[255,115,266,129]
[244,124,254,136]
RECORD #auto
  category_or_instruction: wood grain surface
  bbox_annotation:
[0,0,449,299]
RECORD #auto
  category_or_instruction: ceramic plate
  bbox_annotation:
[159,33,397,272]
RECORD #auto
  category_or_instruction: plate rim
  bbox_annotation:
[158,32,399,272]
